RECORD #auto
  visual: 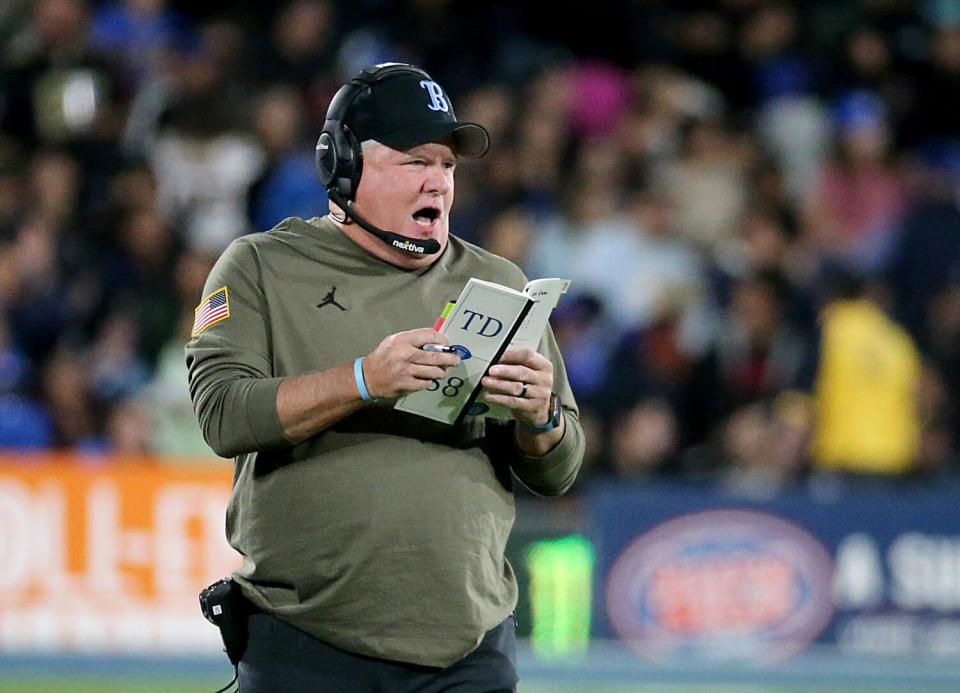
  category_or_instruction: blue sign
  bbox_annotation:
[587,478,960,662]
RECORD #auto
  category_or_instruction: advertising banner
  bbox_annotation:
[7,455,960,662]
[0,455,235,653]
[590,478,960,662]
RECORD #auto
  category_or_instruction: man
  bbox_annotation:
[186,63,584,692]
[811,264,921,476]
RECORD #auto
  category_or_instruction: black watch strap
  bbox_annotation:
[520,393,562,433]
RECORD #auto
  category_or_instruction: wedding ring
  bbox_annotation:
[520,382,528,398]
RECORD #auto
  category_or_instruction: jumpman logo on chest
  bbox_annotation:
[317,286,347,311]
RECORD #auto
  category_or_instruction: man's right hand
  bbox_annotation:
[362,328,461,399]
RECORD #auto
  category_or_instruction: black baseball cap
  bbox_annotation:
[347,66,490,158]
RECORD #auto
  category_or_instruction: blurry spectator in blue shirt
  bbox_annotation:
[90,0,198,87]
[247,85,327,231]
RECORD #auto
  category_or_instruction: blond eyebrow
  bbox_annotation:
[400,151,457,166]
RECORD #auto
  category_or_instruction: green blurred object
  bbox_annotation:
[524,534,595,658]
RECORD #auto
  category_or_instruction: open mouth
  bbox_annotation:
[413,207,440,227]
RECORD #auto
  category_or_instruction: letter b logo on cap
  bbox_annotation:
[420,80,449,112]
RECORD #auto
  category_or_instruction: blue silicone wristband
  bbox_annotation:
[354,357,374,401]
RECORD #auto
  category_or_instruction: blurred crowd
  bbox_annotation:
[2,0,960,491]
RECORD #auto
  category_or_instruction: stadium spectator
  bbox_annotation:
[802,89,909,272]
[811,265,922,478]
[608,396,680,479]
[140,309,213,457]
[89,0,198,88]
[652,116,750,258]
[714,393,812,497]
[246,85,327,231]
[886,160,960,346]
[146,47,265,252]
[684,269,817,460]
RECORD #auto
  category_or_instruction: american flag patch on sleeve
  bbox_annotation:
[192,286,230,335]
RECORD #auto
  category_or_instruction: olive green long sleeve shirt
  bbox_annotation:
[185,216,584,667]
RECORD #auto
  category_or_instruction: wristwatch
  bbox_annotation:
[520,393,563,433]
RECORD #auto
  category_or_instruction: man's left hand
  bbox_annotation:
[481,347,553,428]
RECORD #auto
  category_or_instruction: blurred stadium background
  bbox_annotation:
[4,0,960,691]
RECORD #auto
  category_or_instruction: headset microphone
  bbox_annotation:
[327,189,442,255]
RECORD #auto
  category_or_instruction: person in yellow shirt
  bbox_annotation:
[812,267,921,475]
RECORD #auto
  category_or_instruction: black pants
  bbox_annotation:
[238,612,518,693]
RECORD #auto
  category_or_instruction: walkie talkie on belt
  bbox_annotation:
[200,577,251,692]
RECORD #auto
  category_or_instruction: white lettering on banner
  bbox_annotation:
[927,619,960,656]
[37,483,69,592]
[838,615,918,655]
[0,470,235,652]
[838,614,960,657]
[0,605,222,652]
[155,484,230,598]
[890,533,960,611]
[833,533,884,608]
[87,481,126,593]
[0,481,31,591]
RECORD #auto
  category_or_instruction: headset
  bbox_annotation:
[316,63,441,255]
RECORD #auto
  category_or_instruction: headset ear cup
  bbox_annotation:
[344,126,362,200]
[329,123,360,200]
[316,131,337,187]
